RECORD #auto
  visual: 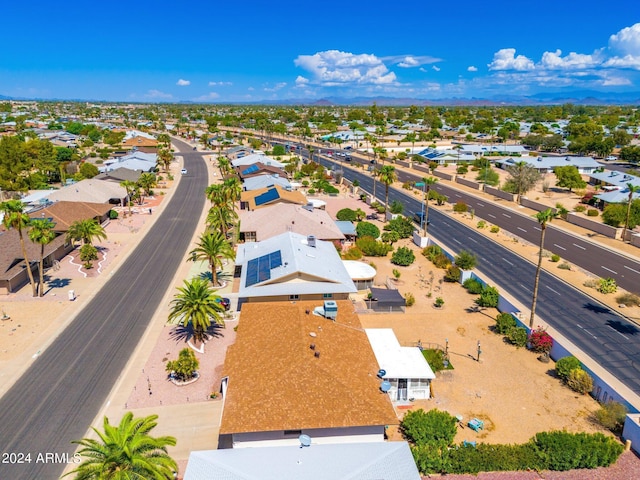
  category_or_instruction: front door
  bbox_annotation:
[398,378,408,401]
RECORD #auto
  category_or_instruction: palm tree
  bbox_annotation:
[120,180,137,216]
[206,204,238,239]
[622,182,640,241]
[422,176,438,236]
[169,278,225,344]
[530,208,559,328]
[66,218,107,246]
[217,156,231,177]
[66,412,177,480]
[378,165,397,213]
[189,231,235,286]
[28,218,56,297]
[1,200,37,296]
[157,148,173,173]
[137,172,157,201]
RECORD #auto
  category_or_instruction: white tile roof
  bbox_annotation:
[366,329,435,380]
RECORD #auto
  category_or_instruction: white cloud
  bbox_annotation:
[144,89,173,99]
[295,76,309,87]
[386,54,441,68]
[193,92,220,101]
[604,55,640,68]
[609,23,640,56]
[488,48,535,71]
[432,65,441,72]
[540,49,601,69]
[601,75,632,86]
[247,87,254,91]
[208,81,232,86]
[176,79,191,86]
[263,82,287,92]
[398,56,420,67]
[467,66,478,72]
[294,50,397,86]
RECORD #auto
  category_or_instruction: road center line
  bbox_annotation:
[601,266,618,275]
[534,227,541,231]
[624,265,640,275]
[488,214,496,219]
[573,243,586,250]
[502,213,511,218]
[502,258,514,266]
[468,237,478,243]
[453,238,462,244]
[476,203,484,207]
[545,285,561,295]
[553,243,566,251]
[608,326,629,340]
[517,227,527,232]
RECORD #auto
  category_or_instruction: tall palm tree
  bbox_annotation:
[66,218,107,246]
[28,218,56,297]
[622,182,640,241]
[189,231,235,286]
[66,412,177,480]
[1,200,37,297]
[205,183,224,205]
[421,176,438,236]
[217,156,231,177]
[530,208,559,328]
[378,165,397,213]
[120,180,137,216]
[137,172,157,201]
[157,148,173,173]
[222,177,242,209]
[169,278,225,344]
[206,204,238,239]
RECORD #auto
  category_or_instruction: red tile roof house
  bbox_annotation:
[218,300,399,449]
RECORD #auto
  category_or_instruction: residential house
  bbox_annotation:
[236,162,286,181]
[240,186,306,211]
[28,201,112,231]
[242,175,291,192]
[219,300,398,448]
[43,179,128,205]
[231,153,284,170]
[224,145,253,160]
[235,231,357,303]
[122,135,158,151]
[100,151,157,173]
[94,167,143,184]
[497,156,600,174]
[238,203,344,242]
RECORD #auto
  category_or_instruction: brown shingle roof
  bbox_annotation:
[28,201,111,232]
[240,186,307,211]
[220,300,398,435]
[122,136,158,148]
[0,229,67,281]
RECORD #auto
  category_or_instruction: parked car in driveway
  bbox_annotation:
[215,297,231,311]
[366,213,379,220]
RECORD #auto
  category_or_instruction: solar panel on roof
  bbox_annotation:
[244,250,283,288]
[242,164,259,175]
[254,188,280,206]
[269,250,282,268]
[245,258,260,287]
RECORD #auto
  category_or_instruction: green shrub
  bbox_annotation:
[495,313,516,335]
[400,408,457,447]
[594,401,627,433]
[336,208,357,221]
[391,246,416,266]
[356,221,380,239]
[446,443,541,475]
[384,216,414,238]
[381,231,400,245]
[444,265,461,282]
[598,277,617,294]
[422,244,442,262]
[108,209,119,220]
[490,225,500,233]
[405,292,415,307]
[341,246,363,260]
[433,253,452,269]
[558,262,571,270]
[475,285,499,308]
[422,349,450,372]
[555,356,582,381]
[355,236,392,256]
[532,431,623,471]
[508,327,528,348]
[463,278,483,294]
[454,250,477,270]
[166,348,199,382]
[477,220,486,229]
[390,200,404,214]
[411,443,450,475]
[453,201,468,213]
[587,209,599,217]
[550,254,560,262]
[567,368,593,394]
[574,205,587,213]
[434,297,444,308]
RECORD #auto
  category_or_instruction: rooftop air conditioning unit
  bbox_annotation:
[307,235,317,248]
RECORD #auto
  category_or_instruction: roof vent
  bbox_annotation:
[303,202,314,212]
[307,235,316,248]
[314,351,321,358]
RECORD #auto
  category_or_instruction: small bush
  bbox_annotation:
[587,209,599,217]
[594,401,627,433]
[455,250,477,270]
[356,236,392,256]
[166,348,199,382]
[422,244,442,262]
[477,220,486,229]
[598,277,617,294]
[108,209,119,220]
[434,297,445,308]
[550,254,560,262]
[555,356,582,381]
[341,246,363,260]
[495,313,516,335]
[558,262,571,270]
[400,408,457,447]
[508,327,528,348]
[422,349,450,372]
[567,368,594,394]
[391,246,416,266]
[336,208,357,221]
[616,292,640,307]
[475,285,499,308]
[433,253,452,269]
[356,221,380,239]
[528,328,553,353]
[490,225,500,233]
[463,278,483,294]
[583,278,599,289]
[405,292,415,307]
[392,268,401,279]
[444,265,461,282]
[453,201,468,213]
[574,205,587,213]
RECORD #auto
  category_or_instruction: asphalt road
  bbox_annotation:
[0,139,207,479]
[314,154,640,398]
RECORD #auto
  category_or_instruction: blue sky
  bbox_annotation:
[2,1,640,102]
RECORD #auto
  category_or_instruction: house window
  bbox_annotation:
[289,294,299,301]
[322,293,333,299]
[244,231,256,242]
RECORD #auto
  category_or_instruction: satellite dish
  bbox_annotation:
[380,380,392,393]
[299,434,312,447]
[377,369,386,378]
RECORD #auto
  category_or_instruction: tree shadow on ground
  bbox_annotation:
[466,305,494,319]
[584,302,612,315]
[169,323,225,345]
[606,319,639,336]
[44,276,71,295]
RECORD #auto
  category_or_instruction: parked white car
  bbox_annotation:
[181,168,188,175]
[605,156,617,161]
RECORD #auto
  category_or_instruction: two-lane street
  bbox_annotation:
[0,139,207,479]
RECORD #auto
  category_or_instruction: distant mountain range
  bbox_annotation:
[1,90,640,106]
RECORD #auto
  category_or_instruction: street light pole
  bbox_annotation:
[415,181,426,236]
